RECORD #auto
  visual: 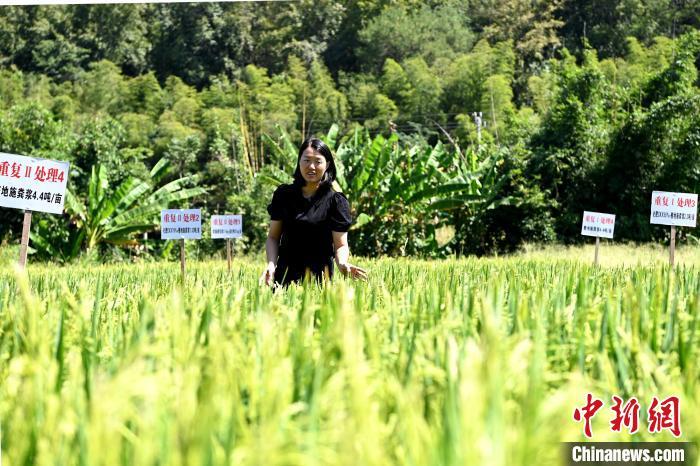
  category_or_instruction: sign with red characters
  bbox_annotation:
[210,214,242,239]
[0,152,70,214]
[161,209,202,239]
[581,211,615,239]
[650,191,698,227]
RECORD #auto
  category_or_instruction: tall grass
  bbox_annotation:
[1,253,699,465]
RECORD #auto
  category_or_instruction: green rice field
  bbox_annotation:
[1,244,699,465]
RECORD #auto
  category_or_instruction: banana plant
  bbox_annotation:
[259,124,511,255]
[336,129,509,217]
[31,158,206,260]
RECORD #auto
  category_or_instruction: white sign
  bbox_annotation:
[0,152,70,214]
[161,209,202,239]
[581,211,615,238]
[211,214,243,239]
[650,191,698,227]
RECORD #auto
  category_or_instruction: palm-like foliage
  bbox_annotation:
[31,158,205,260]
[262,124,510,255]
[336,129,510,255]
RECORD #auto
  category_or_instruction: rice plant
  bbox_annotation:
[1,251,698,465]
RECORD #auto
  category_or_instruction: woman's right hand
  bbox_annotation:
[259,262,276,286]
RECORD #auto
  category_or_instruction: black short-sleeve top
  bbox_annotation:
[267,183,353,284]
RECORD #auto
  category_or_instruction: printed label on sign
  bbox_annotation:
[0,152,70,214]
[650,191,698,227]
[581,211,616,239]
[161,209,202,239]
[211,214,243,239]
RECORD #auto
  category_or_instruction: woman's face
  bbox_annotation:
[299,147,328,185]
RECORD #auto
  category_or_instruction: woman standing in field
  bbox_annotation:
[260,137,368,287]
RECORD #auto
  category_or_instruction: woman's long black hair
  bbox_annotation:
[293,137,338,189]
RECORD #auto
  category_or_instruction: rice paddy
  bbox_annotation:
[1,245,699,465]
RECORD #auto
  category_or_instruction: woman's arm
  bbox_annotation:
[260,220,283,286]
[332,231,367,280]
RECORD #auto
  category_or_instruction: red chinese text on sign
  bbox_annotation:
[0,153,71,214]
[210,214,243,239]
[0,161,65,183]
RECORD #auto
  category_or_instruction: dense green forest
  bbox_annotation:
[1,0,700,260]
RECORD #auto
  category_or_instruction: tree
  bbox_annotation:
[529,48,615,239]
[340,72,397,131]
[380,59,410,105]
[70,4,152,75]
[149,3,234,87]
[123,71,164,117]
[280,0,345,65]
[0,67,24,109]
[118,113,155,148]
[306,60,348,135]
[0,7,33,68]
[235,64,296,168]
[479,0,563,65]
[71,116,127,192]
[0,101,75,242]
[357,1,475,71]
[599,31,700,241]
[557,0,699,59]
[0,102,74,160]
[400,57,443,120]
[76,59,126,114]
[323,0,388,72]
[442,40,516,140]
[481,74,515,139]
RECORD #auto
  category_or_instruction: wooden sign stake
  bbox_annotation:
[180,238,186,282]
[670,225,676,267]
[594,236,600,266]
[226,238,232,273]
[18,210,33,269]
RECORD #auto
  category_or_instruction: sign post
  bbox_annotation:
[226,238,232,272]
[180,238,186,279]
[0,152,70,269]
[18,210,32,267]
[211,214,243,273]
[581,211,615,266]
[161,209,202,282]
[670,225,676,266]
[650,191,698,266]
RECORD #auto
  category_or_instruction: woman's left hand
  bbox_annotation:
[338,262,368,281]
